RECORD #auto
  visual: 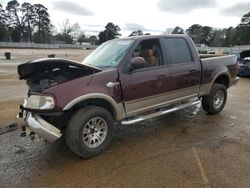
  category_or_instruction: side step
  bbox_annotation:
[121,100,201,125]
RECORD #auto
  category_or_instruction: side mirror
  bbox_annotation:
[130,57,145,70]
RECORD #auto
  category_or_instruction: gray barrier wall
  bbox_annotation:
[0,42,97,49]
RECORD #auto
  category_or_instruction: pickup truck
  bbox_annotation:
[18,35,239,158]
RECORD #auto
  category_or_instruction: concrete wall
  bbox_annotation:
[0,42,97,49]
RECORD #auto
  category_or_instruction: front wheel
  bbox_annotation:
[65,106,114,158]
[202,83,227,114]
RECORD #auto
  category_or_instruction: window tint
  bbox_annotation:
[164,38,192,64]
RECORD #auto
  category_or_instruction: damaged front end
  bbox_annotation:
[18,58,101,92]
[17,58,102,142]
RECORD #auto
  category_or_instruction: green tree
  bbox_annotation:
[172,26,184,34]
[88,35,98,44]
[224,27,235,47]
[234,12,250,45]
[6,0,27,42]
[186,24,203,44]
[77,33,86,44]
[201,26,213,45]
[240,12,250,26]
[33,4,52,43]
[21,2,35,42]
[98,22,121,44]
[129,30,144,36]
[186,25,213,46]
[209,29,226,47]
[0,3,8,41]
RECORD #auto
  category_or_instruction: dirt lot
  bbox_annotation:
[0,49,250,188]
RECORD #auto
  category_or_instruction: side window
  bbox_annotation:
[132,39,162,69]
[164,38,192,64]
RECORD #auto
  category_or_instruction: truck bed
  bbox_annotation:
[199,55,238,95]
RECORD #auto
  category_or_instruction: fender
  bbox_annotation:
[63,93,126,120]
[208,71,231,93]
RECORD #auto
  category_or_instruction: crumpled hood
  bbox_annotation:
[17,58,102,79]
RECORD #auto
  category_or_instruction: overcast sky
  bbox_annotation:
[1,0,250,36]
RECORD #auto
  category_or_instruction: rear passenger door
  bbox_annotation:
[163,37,201,100]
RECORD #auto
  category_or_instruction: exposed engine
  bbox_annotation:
[18,58,102,93]
[26,66,94,92]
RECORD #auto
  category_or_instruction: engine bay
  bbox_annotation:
[27,66,93,92]
[17,58,102,93]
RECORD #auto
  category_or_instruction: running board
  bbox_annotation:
[121,100,201,125]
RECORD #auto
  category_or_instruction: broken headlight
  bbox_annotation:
[26,95,55,110]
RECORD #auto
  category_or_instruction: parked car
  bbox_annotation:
[18,35,239,158]
[238,50,250,76]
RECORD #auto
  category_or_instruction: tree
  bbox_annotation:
[21,2,35,42]
[224,27,235,47]
[186,24,203,44]
[77,33,86,44]
[0,3,9,41]
[209,29,226,47]
[6,0,27,42]
[33,4,52,43]
[129,30,143,36]
[98,31,106,44]
[234,12,250,45]
[98,22,121,44]
[88,35,98,44]
[71,23,82,42]
[58,19,83,44]
[186,25,212,45]
[172,26,184,34]
[240,12,250,26]
[200,26,213,45]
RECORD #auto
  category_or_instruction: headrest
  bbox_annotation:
[141,49,154,57]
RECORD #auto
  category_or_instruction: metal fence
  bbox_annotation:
[0,42,97,49]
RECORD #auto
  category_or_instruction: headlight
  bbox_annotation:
[26,95,55,110]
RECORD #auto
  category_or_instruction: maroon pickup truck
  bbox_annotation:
[18,35,239,158]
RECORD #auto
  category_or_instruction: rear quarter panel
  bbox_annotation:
[200,55,238,95]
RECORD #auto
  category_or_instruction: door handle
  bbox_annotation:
[157,74,165,79]
[106,82,119,88]
[189,69,197,73]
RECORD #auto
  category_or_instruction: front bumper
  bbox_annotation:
[25,113,62,142]
[19,99,62,142]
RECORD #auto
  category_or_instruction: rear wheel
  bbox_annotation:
[202,83,227,114]
[65,106,114,158]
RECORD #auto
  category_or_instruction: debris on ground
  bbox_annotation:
[14,145,26,154]
[0,123,18,135]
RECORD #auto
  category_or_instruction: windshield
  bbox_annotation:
[82,39,133,68]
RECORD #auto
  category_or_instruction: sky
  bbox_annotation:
[1,0,250,36]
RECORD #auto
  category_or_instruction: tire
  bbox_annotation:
[202,83,227,114]
[65,106,114,158]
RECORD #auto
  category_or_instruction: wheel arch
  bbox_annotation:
[63,93,125,121]
[209,72,230,93]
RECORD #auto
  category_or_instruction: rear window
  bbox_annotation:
[164,38,192,64]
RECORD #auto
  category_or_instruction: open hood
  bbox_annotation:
[17,58,102,92]
[17,58,101,79]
